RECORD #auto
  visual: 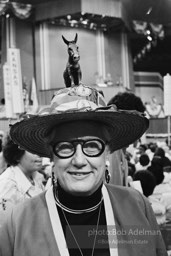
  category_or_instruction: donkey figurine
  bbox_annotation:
[62,33,82,87]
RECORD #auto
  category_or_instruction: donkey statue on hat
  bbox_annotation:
[62,33,82,87]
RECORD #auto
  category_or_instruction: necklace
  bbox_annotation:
[61,201,102,256]
[54,188,103,214]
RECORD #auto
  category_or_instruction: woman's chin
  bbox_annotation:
[66,182,97,196]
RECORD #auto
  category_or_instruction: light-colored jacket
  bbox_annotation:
[0,165,44,226]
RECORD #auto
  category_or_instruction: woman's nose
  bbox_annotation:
[72,144,87,166]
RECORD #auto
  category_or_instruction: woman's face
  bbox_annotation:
[50,121,110,196]
[19,151,43,175]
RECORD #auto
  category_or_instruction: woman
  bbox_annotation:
[0,134,44,214]
[0,83,167,255]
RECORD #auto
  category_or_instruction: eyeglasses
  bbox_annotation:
[53,139,105,159]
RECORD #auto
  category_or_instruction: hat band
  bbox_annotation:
[40,100,100,115]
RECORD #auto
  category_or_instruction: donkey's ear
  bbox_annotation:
[74,33,78,43]
[62,35,69,45]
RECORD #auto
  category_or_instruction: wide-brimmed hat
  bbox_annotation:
[10,84,149,158]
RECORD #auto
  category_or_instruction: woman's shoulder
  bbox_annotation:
[0,167,17,191]
[0,166,13,178]
[105,183,140,194]
[105,184,157,222]
[105,184,148,207]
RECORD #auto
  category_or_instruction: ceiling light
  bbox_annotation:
[81,19,88,25]
[146,7,152,15]
[146,30,151,35]
[147,35,152,41]
[67,15,71,20]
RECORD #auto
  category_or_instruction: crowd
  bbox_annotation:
[106,92,171,229]
[126,140,171,225]
[0,86,169,255]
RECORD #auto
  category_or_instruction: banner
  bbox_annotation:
[164,73,171,116]
[3,63,13,118]
[8,48,24,114]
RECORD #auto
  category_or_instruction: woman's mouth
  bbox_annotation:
[69,172,91,178]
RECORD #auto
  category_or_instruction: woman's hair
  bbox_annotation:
[133,170,156,197]
[3,134,25,166]
[148,142,158,153]
[139,153,150,166]
[107,92,146,113]
[138,144,148,153]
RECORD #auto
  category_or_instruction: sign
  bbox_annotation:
[164,73,171,116]
[8,48,24,114]
[3,63,13,118]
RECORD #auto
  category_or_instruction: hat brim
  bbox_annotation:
[10,110,149,158]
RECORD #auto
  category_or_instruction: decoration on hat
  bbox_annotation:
[62,33,82,88]
[9,33,149,158]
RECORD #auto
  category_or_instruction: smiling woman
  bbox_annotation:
[48,120,110,196]
[0,83,167,256]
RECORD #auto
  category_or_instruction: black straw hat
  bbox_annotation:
[10,84,149,158]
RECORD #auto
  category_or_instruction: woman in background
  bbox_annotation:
[0,134,44,215]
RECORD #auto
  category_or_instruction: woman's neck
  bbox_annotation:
[56,182,103,210]
[17,163,34,184]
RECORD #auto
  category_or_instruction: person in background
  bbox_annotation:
[137,144,148,155]
[154,147,171,172]
[135,153,151,171]
[107,91,146,186]
[149,156,171,211]
[0,134,45,219]
[133,170,156,197]
[38,157,54,186]
[146,142,158,161]
[165,137,171,151]
[132,169,167,225]
[147,156,171,225]
[0,83,167,256]
[132,143,148,165]
[125,150,136,178]
[0,131,7,175]
[148,157,165,186]
[0,131,4,153]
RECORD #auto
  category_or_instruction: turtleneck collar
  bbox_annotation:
[55,181,103,210]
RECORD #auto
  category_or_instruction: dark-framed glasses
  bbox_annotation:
[53,139,105,158]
